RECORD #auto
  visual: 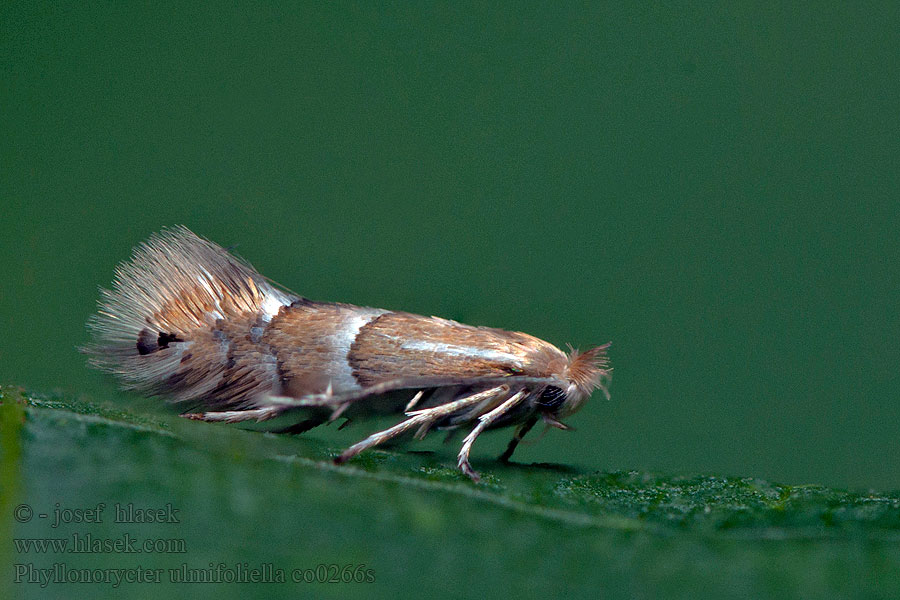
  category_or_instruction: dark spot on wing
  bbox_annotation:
[157,332,182,348]
[136,329,157,355]
[137,328,183,355]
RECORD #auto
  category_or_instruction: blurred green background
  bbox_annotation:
[5,3,900,599]
[3,4,899,495]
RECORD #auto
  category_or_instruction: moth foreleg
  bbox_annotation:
[334,385,509,465]
[457,389,529,482]
[498,414,539,463]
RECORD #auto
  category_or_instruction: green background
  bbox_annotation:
[2,3,899,598]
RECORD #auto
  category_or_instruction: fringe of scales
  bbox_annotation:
[83,226,295,400]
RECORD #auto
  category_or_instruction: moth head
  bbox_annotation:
[538,343,611,419]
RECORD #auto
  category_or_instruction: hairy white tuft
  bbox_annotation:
[84,226,295,396]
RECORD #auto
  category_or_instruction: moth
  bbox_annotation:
[85,227,611,481]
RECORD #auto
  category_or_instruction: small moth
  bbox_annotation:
[85,227,611,481]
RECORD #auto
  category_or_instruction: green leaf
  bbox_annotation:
[3,386,898,599]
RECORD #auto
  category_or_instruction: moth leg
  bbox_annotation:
[413,420,433,440]
[334,385,509,465]
[327,401,351,423]
[181,406,282,423]
[541,412,575,431]
[181,392,340,425]
[191,393,348,427]
[405,390,425,412]
[498,414,539,463]
[457,389,529,482]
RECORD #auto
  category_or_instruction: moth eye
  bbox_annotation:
[537,386,567,409]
